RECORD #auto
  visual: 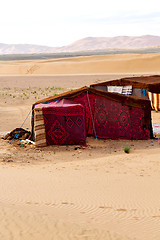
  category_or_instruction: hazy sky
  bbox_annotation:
[1,0,160,47]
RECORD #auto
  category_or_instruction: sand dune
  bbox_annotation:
[0,53,160,75]
[1,147,160,240]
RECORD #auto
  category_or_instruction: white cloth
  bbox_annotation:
[107,86,123,94]
[107,85,132,95]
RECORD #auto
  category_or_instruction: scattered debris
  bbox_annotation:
[74,146,81,150]
[2,128,31,141]
[20,143,25,147]
[74,146,86,150]
[21,139,35,145]
[7,159,13,162]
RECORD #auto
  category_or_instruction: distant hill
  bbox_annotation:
[58,35,160,52]
[0,43,57,54]
[1,35,160,54]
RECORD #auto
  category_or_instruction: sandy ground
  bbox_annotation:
[1,137,160,240]
[0,54,160,239]
[0,53,160,75]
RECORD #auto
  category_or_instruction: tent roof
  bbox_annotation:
[90,75,160,93]
[33,86,151,111]
[35,99,83,109]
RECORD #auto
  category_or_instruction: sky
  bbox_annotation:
[0,0,160,47]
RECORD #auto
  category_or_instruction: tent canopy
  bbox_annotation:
[90,75,160,93]
[33,86,150,111]
[32,87,152,145]
[32,86,151,128]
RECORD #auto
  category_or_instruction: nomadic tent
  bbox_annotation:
[90,75,160,111]
[32,87,152,147]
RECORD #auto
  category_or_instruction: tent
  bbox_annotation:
[34,99,86,146]
[31,87,153,147]
[90,75,160,111]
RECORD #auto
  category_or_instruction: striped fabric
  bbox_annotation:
[148,92,160,112]
[107,85,132,95]
[34,108,47,147]
[122,85,132,95]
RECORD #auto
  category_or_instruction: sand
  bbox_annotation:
[0,53,160,239]
[1,139,160,240]
[0,53,160,75]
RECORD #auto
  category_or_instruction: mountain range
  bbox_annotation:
[0,35,160,54]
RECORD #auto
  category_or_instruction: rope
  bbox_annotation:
[86,91,97,139]
[10,109,33,145]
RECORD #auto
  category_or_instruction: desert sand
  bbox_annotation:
[0,53,160,240]
[0,53,160,75]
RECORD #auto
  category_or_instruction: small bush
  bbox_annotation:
[55,87,63,90]
[123,146,131,154]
